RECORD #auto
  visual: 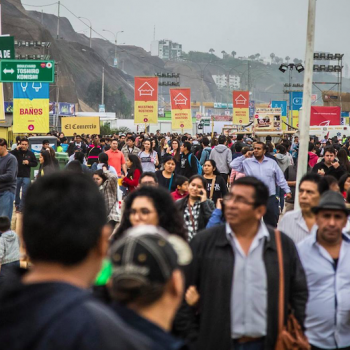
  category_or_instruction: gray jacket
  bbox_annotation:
[209,144,232,174]
[275,153,290,173]
[0,230,20,265]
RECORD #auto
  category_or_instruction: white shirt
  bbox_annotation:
[278,210,317,244]
[298,233,350,349]
[226,222,269,338]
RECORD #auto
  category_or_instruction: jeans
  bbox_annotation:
[232,338,264,350]
[0,191,15,221]
[0,261,20,287]
[15,177,31,211]
[263,195,279,227]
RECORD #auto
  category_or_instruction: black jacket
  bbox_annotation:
[179,224,308,350]
[10,149,37,178]
[311,158,346,180]
[176,197,215,233]
[180,153,198,178]
[0,269,151,350]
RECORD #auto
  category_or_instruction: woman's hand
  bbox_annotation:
[199,189,208,202]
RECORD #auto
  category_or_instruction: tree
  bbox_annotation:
[231,51,237,58]
[248,54,256,60]
[285,56,290,63]
[221,50,227,58]
[209,48,215,54]
[293,58,302,64]
[255,53,261,60]
[270,53,275,63]
[86,80,132,118]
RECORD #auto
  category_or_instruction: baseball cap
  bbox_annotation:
[110,226,192,286]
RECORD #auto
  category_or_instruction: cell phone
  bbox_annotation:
[199,190,203,195]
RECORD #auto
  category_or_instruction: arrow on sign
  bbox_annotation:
[3,69,14,74]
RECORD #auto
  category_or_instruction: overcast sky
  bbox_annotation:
[22,0,350,63]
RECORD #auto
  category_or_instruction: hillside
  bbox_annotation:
[3,0,134,112]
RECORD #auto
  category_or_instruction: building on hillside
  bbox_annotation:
[212,74,241,90]
[151,40,182,60]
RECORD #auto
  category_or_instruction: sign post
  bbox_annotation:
[0,36,15,59]
[0,60,55,83]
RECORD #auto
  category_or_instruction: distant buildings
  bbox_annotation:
[151,40,182,60]
[212,74,241,90]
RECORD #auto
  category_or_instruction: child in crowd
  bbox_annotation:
[0,217,20,284]
[171,175,189,201]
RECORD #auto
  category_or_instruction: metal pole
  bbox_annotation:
[101,67,105,105]
[295,0,317,210]
[89,26,92,48]
[55,65,59,129]
[114,37,117,65]
[56,1,60,40]
[290,67,293,127]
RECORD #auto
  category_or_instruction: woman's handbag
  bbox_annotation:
[275,230,310,350]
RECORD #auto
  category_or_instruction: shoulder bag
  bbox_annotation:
[275,230,310,350]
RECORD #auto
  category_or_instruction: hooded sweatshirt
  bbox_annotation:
[0,270,151,350]
[0,230,20,265]
[275,153,290,173]
[209,144,232,174]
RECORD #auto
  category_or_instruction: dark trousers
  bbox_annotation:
[0,261,20,287]
[220,173,229,183]
[232,338,264,350]
[263,195,279,227]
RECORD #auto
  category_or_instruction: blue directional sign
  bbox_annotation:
[289,91,303,111]
[271,101,287,117]
[13,82,49,100]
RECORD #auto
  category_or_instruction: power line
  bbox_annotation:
[23,2,58,7]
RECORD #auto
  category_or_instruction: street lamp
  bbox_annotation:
[78,17,92,48]
[103,29,124,67]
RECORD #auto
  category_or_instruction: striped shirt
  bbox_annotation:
[278,209,317,244]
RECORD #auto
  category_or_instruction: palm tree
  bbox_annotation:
[255,53,261,60]
[231,50,237,58]
[270,53,275,64]
[285,56,290,63]
[221,50,227,58]
[209,48,215,54]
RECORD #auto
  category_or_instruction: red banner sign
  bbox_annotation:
[310,106,341,126]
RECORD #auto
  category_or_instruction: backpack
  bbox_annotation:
[188,153,203,175]
[202,148,211,163]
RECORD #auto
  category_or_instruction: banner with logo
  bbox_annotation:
[310,106,340,126]
[289,91,303,112]
[134,77,158,124]
[58,102,75,116]
[13,82,49,133]
[4,101,13,113]
[254,108,282,132]
[170,88,192,130]
[271,101,287,117]
[233,91,249,125]
[61,117,100,136]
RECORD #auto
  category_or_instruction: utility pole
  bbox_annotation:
[295,0,316,210]
[101,67,105,105]
[55,64,60,129]
[56,1,60,40]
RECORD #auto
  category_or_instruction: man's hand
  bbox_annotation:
[245,151,253,158]
[318,169,325,176]
[285,193,292,200]
[333,161,340,169]
[216,198,223,210]
[22,160,29,165]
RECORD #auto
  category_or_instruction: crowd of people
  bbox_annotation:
[1,130,350,349]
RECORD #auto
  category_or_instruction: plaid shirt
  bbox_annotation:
[184,201,201,241]
[100,171,120,222]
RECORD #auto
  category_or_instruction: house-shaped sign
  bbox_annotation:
[235,94,247,105]
[174,93,188,106]
[138,82,154,97]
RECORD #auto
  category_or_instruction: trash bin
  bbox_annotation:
[30,153,41,181]
[55,152,69,170]
[30,152,69,180]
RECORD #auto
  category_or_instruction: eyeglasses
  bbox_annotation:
[223,194,256,206]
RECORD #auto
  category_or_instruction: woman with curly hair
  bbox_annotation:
[113,185,187,241]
